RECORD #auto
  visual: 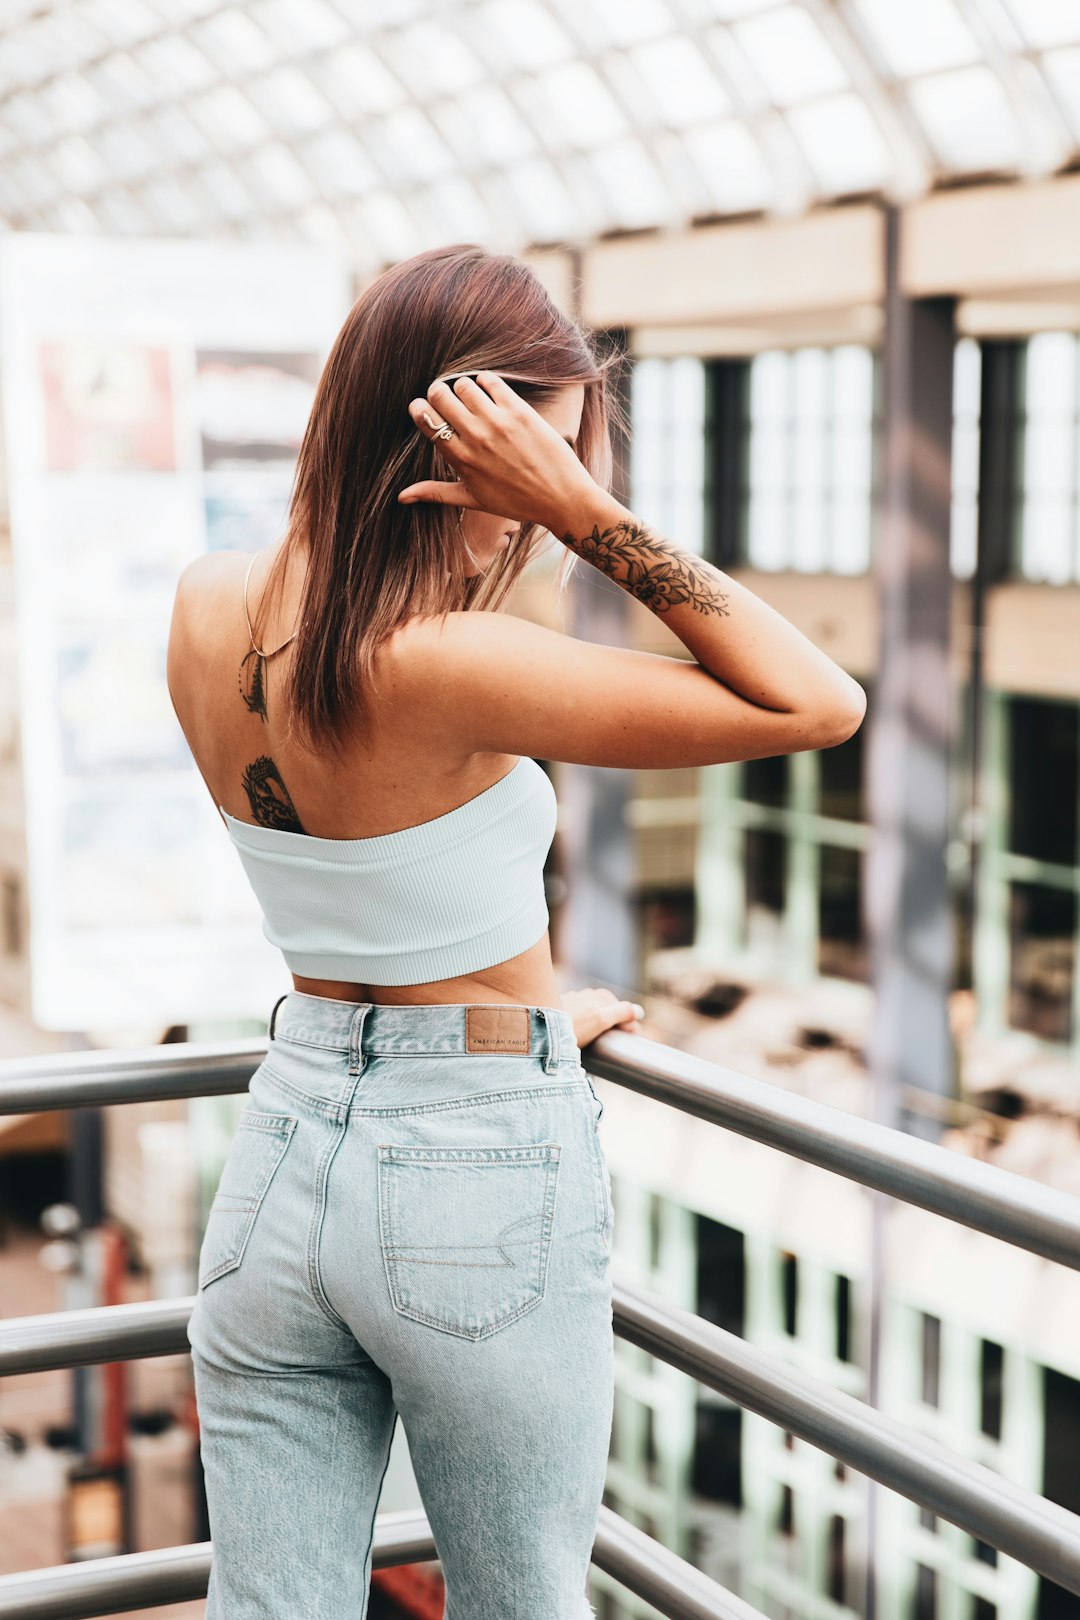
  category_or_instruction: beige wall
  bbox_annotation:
[984,584,1080,699]
[904,174,1080,300]
[561,174,1080,340]
[582,206,885,329]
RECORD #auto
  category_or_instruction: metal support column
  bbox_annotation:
[866,206,958,1142]
[862,203,958,1620]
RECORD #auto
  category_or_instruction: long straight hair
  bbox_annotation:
[254,243,626,762]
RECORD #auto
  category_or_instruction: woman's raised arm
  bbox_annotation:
[394,370,866,769]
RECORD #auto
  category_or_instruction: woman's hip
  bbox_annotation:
[192,997,613,1373]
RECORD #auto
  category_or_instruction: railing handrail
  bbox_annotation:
[0,1296,191,1377]
[5,1281,1080,1596]
[592,1030,1080,1270]
[4,1029,1080,1610]
[0,1502,755,1620]
[0,1037,268,1112]
[3,1028,1080,1270]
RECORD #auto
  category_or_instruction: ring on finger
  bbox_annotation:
[432,421,455,441]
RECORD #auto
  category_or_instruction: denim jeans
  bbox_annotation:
[187,991,615,1620]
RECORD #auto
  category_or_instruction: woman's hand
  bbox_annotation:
[398,371,596,535]
[562,986,645,1050]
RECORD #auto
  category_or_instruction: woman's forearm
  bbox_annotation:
[557,487,865,728]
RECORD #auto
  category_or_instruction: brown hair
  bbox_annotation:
[254,243,626,762]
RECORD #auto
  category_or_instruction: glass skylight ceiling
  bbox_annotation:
[2,0,1079,269]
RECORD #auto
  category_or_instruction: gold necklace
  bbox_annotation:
[243,550,299,658]
[239,551,298,720]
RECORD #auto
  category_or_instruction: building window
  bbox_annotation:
[951,336,981,581]
[819,721,864,822]
[1017,331,1080,584]
[836,1273,852,1364]
[980,1339,1003,1441]
[817,845,865,982]
[1004,696,1077,1043]
[745,753,788,809]
[745,826,786,947]
[743,343,875,573]
[724,698,870,983]
[630,355,707,555]
[915,1562,938,1620]
[744,751,789,956]
[781,1251,798,1336]
[1008,883,1076,1044]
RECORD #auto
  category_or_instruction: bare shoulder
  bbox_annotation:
[169,551,247,644]
[167,553,245,709]
[172,550,240,610]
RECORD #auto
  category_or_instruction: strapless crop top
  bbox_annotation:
[219,755,559,985]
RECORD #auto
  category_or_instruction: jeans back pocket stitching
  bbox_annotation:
[382,1205,540,1268]
[199,1116,297,1289]
[238,1111,296,1133]
[377,1147,561,1342]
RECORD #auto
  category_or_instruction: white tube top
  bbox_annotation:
[219,755,559,985]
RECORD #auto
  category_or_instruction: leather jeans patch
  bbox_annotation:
[465,1005,531,1055]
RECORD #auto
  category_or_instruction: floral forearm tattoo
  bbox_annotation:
[562,519,730,617]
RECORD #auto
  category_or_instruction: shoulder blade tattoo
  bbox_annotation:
[241,755,306,834]
[237,632,306,833]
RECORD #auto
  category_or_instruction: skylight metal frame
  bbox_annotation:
[0,0,1076,264]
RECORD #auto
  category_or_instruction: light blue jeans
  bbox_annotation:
[187,991,615,1619]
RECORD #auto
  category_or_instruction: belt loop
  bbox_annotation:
[538,1006,560,1074]
[268,992,288,1042]
[348,1004,372,1076]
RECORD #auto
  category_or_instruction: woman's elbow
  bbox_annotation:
[817,683,867,748]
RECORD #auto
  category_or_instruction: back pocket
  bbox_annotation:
[377,1141,561,1341]
[198,1110,297,1289]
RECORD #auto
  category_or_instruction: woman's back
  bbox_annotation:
[170,548,524,839]
[167,545,565,1008]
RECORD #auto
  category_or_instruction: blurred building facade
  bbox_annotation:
[573,195,1080,1620]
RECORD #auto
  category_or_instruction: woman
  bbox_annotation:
[167,243,865,1620]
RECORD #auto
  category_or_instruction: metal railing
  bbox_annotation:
[3,1028,1080,1618]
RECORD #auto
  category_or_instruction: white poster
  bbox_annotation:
[0,234,351,1030]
